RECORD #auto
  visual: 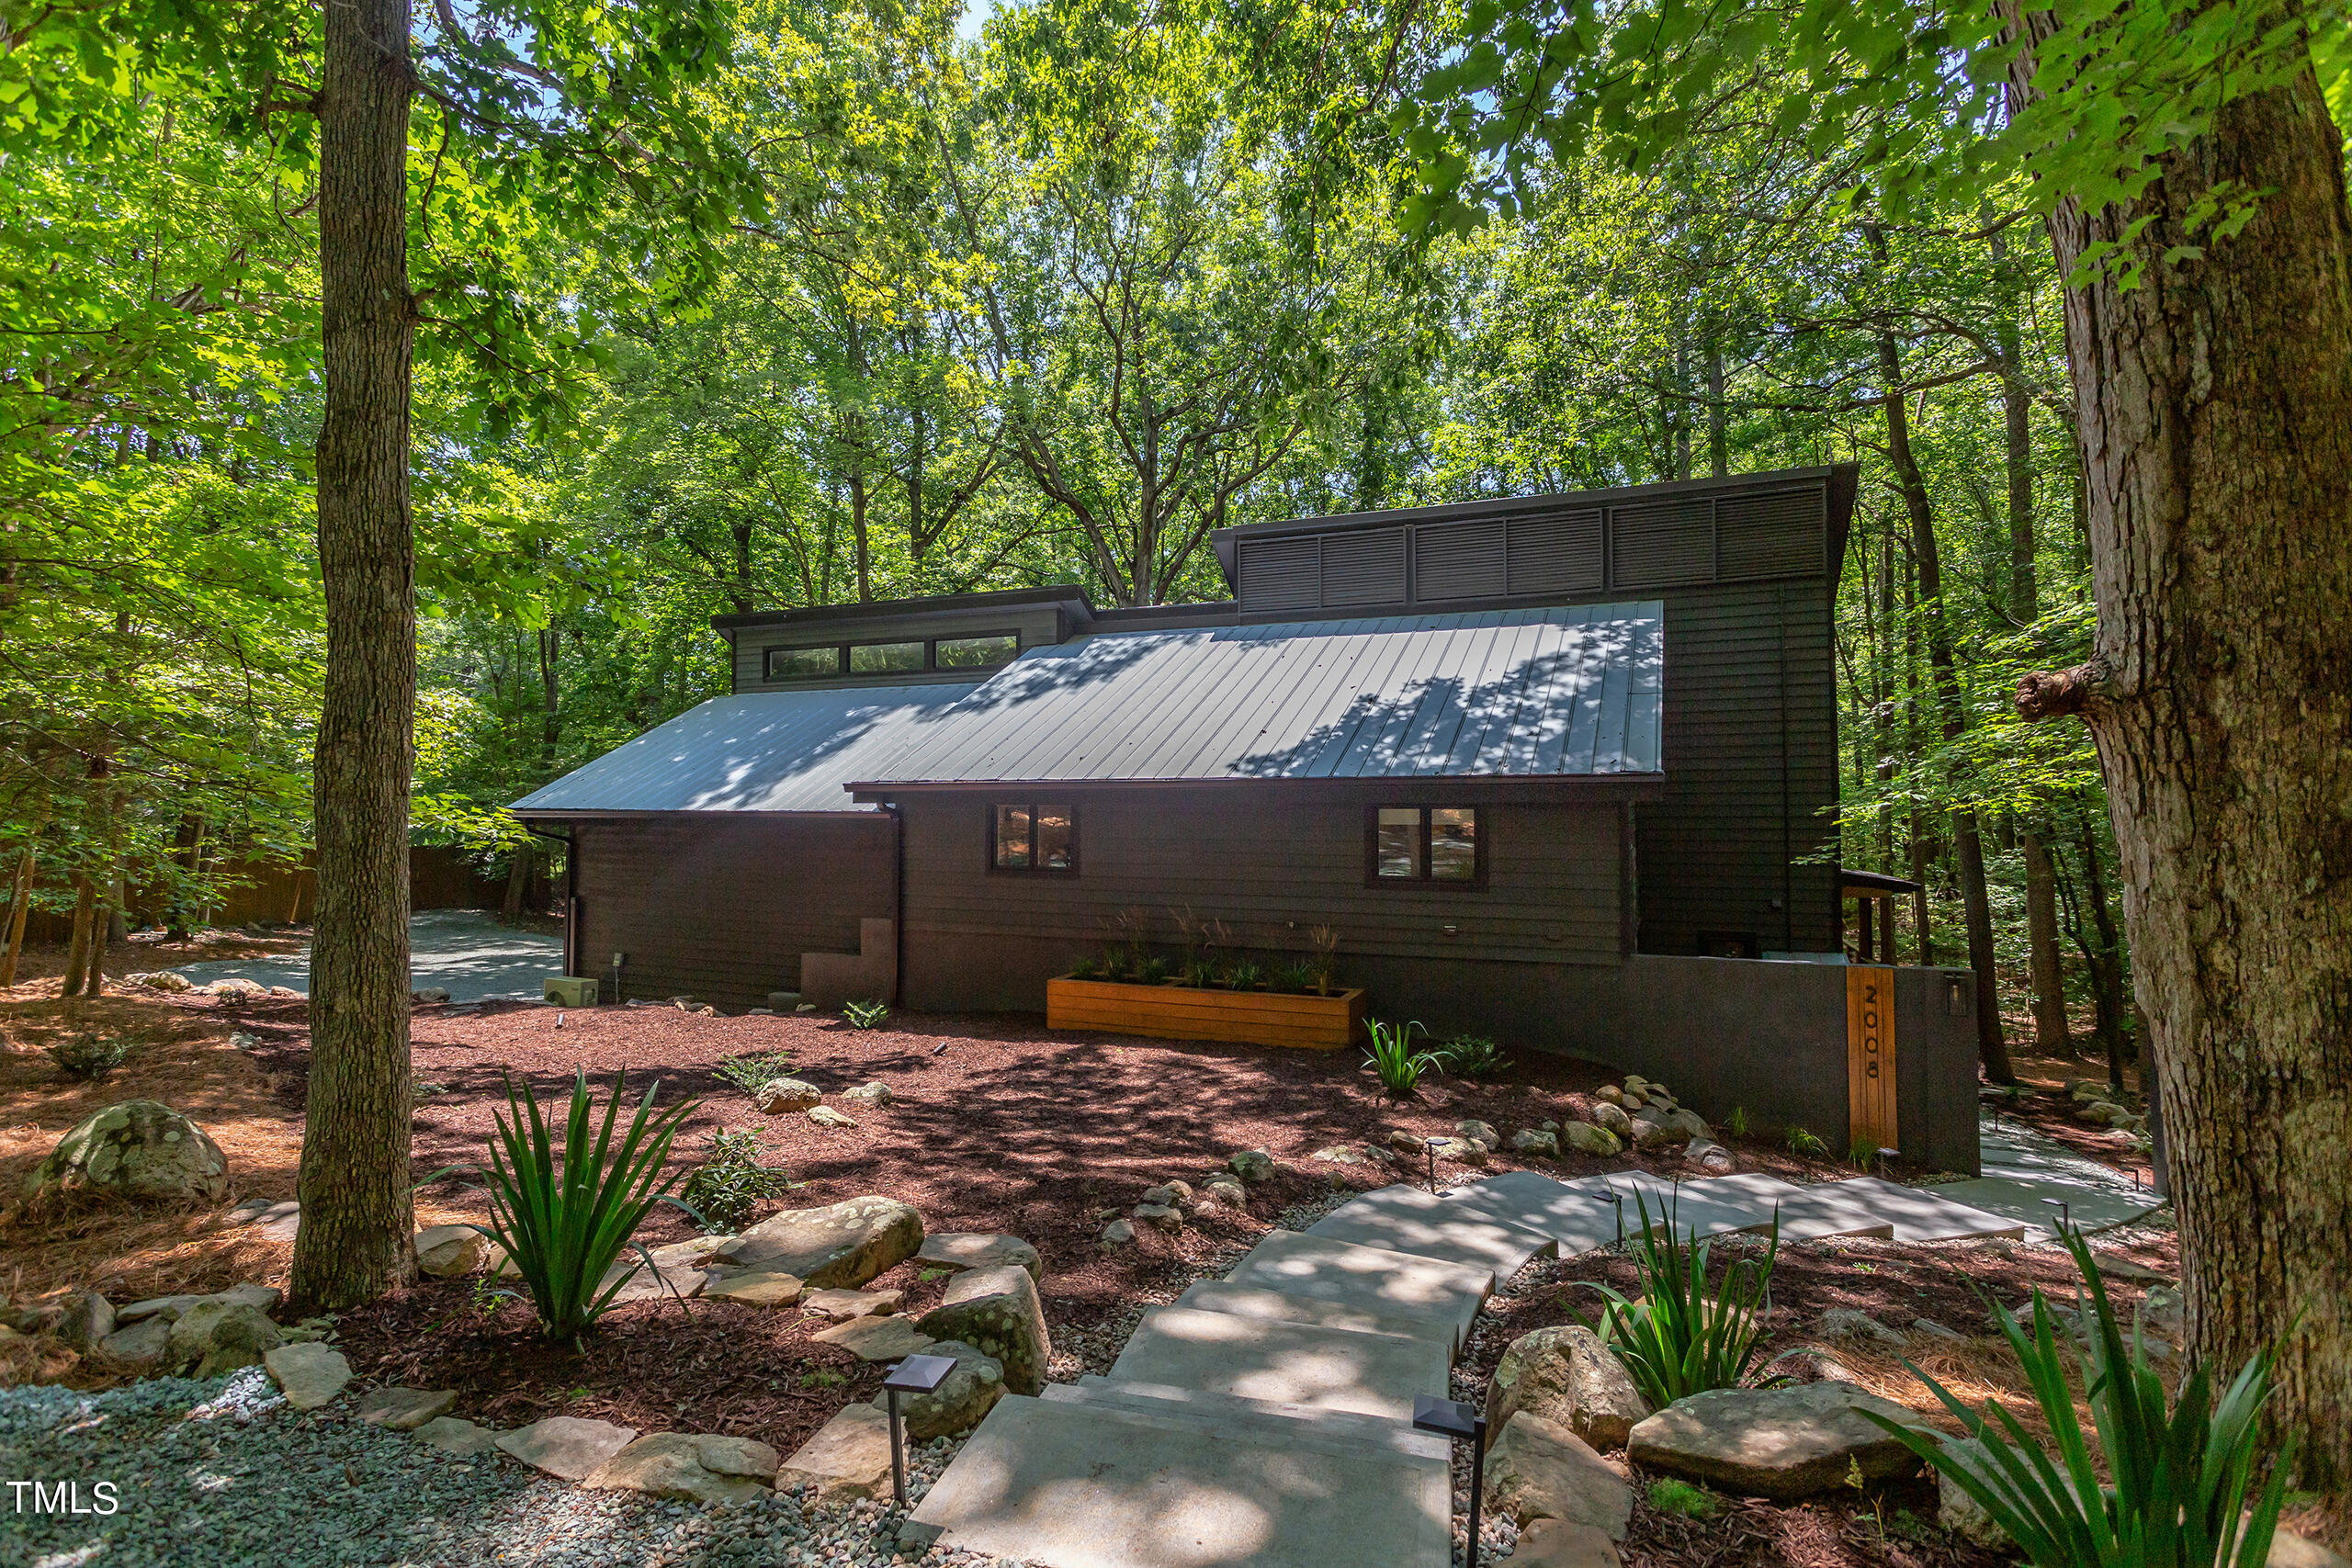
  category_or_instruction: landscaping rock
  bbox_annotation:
[1687,1138,1736,1174]
[54,1292,114,1350]
[807,1105,858,1129]
[2075,1101,2126,1126]
[1909,1317,1963,1341]
[750,1077,824,1115]
[1310,1145,1368,1164]
[1510,1129,1562,1157]
[711,1195,923,1288]
[1659,1108,1711,1141]
[412,987,452,1004]
[1200,1176,1249,1207]
[1564,1122,1625,1156]
[1458,1119,1501,1150]
[917,1264,1051,1396]
[1483,1412,1634,1537]
[839,1081,893,1107]
[593,1258,707,1305]
[804,1287,904,1321]
[164,1300,282,1377]
[867,1338,1004,1439]
[413,1416,503,1456]
[497,1416,640,1481]
[1512,1518,1625,1568]
[1628,1382,1938,1500]
[414,1224,489,1278]
[20,1100,229,1204]
[1816,1309,1906,1348]
[1099,1219,1135,1247]
[2271,1529,2352,1568]
[263,1343,352,1410]
[1627,1117,1674,1150]
[97,1315,170,1367]
[1228,1148,1275,1182]
[583,1432,780,1505]
[356,1386,458,1431]
[1133,1201,1183,1232]
[917,1233,1043,1286]
[1139,1179,1194,1208]
[1486,1325,1652,1452]
[813,1314,937,1362]
[1431,1136,1488,1165]
[1388,1127,1431,1155]
[778,1404,898,1502]
[117,1281,281,1325]
[1594,1085,1625,1107]
[702,1271,805,1308]
[1935,1436,2086,1549]
[2139,1285,2186,1340]
[1589,1102,1634,1140]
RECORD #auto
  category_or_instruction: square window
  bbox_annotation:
[1375,808,1424,879]
[992,804,1078,875]
[1036,806,1075,870]
[850,640,927,674]
[993,806,1034,870]
[766,645,842,681]
[1430,808,1478,882]
[937,633,1019,670]
[1369,807,1483,886]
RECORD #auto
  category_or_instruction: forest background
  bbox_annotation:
[4,0,2304,1078]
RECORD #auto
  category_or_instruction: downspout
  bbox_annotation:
[524,823,578,977]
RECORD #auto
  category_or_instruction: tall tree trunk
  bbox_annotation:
[2078,817,2128,1090]
[1706,337,1728,479]
[729,520,754,615]
[502,850,530,921]
[2024,827,2072,1055]
[60,875,94,998]
[1,833,36,987]
[1876,313,2014,1081]
[292,0,418,1312]
[2010,55,2352,1487]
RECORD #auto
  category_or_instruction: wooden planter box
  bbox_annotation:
[1046,976,1367,1051]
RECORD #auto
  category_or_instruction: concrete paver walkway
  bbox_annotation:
[1928,1116,2164,1241]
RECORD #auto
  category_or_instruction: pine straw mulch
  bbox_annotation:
[1617,1477,2009,1568]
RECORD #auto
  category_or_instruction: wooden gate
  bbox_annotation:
[1847,965,1898,1152]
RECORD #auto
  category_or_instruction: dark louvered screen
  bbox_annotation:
[1237,536,1320,612]
[1505,511,1604,595]
[1319,527,1408,606]
[1611,499,1716,588]
[1715,486,1824,580]
[1413,520,1507,601]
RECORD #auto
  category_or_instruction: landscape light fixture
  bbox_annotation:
[1425,1136,1446,1194]
[1413,1393,1487,1568]
[2041,1197,2072,1235]
[881,1353,957,1509]
[1875,1145,1899,1179]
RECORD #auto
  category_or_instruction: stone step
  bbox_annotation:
[1108,1304,1449,1421]
[905,1393,1451,1568]
[1785,1176,2027,1242]
[1043,1376,1451,1460]
[1694,1173,1898,1241]
[1305,1183,1559,1289]
[1224,1230,1490,1359]
[1173,1280,1458,1356]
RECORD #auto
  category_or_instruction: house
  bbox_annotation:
[514,466,1981,1170]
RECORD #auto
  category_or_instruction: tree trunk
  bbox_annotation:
[0,836,35,987]
[60,875,94,998]
[2024,827,2072,1055]
[292,0,419,1312]
[2010,57,2352,1489]
[2078,818,2128,1091]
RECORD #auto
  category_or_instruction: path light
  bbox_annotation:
[882,1353,957,1510]
[1413,1393,1487,1568]
[1425,1137,1446,1194]
[2041,1197,2071,1236]
[1874,1145,1899,1179]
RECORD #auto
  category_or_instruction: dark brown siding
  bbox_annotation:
[572,815,896,1010]
[898,786,1625,1012]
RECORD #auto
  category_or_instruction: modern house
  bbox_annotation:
[514,466,1982,1169]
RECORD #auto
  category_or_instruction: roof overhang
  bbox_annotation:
[849,773,1665,805]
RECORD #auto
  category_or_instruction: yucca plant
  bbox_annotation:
[1864,1229,2292,1568]
[480,1068,703,1343]
[1589,1194,1789,1407]
[1363,1017,1442,1096]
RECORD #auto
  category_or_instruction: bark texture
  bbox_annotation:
[291,0,418,1311]
[2019,63,2352,1492]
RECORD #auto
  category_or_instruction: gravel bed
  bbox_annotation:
[1,1370,997,1568]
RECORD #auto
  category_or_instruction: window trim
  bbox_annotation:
[988,801,1080,877]
[1364,806,1487,888]
[764,643,848,682]
[763,629,1023,683]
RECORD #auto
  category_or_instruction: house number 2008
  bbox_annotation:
[1860,980,1883,1078]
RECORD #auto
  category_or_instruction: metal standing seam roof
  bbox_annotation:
[508,684,982,815]
[852,604,1665,787]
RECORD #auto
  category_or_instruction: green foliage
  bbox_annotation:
[1068,954,1101,980]
[479,1069,702,1343]
[1224,960,1264,992]
[1863,1229,2292,1568]
[842,999,889,1030]
[679,1129,794,1235]
[43,1035,131,1080]
[1136,956,1171,986]
[1363,1018,1442,1097]
[1435,1034,1511,1080]
[1180,960,1217,990]
[1272,961,1317,994]
[714,1052,797,1095]
[1849,1134,1881,1168]
[1786,1126,1830,1159]
[1724,1105,1751,1139]
[1589,1196,1788,1408]
[1648,1478,1719,1520]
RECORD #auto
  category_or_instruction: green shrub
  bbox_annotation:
[1136,955,1171,985]
[1724,1104,1750,1138]
[480,1068,702,1343]
[1272,961,1317,994]
[1225,960,1263,991]
[1068,954,1100,980]
[1589,1194,1788,1408]
[1436,1033,1511,1080]
[44,1034,130,1080]
[843,999,889,1030]
[1180,959,1216,989]
[1363,1018,1440,1096]
[1648,1477,1719,1520]
[1849,1133,1881,1168]
[1864,1228,2292,1568]
[680,1128,795,1234]
[714,1051,797,1094]
[1785,1125,1829,1158]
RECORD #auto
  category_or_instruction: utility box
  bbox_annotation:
[545,975,599,1007]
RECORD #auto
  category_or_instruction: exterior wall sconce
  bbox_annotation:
[1413,1393,1487,1567]
[882,1353,957,1509]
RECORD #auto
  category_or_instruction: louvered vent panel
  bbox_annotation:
[1413,521,1507,602]
[1506,511,1603,595]
[1715,486,1824,580]
[1611,499,1716,588]
[1319,528,1408,606]
[1237,536,1320,612]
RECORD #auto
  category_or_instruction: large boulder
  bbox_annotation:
[1483,1412,1634,1537]
[917,1264,1050,1395]
[164,1299,282,1378]
[21,1101,229,1204]
[415,1224,489,1278]
[1563,1122,1624,1156]
[1486,1325,1651,1451]
[867,1338,1004,1439]
[1589,1102,1634,1141]
[583,1433,779,1505]
[917,1232,1043,1286]
[709,1195,922,1288]
[780,1404,898,1502]
[1628,1382,1937,1500]
[497,1416,639,1481]
[1510,1129,1562,1157]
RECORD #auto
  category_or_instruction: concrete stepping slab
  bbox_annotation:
[1224,1231,1489,1359]
[1687,1174,1894,1241]
[1305,1184,1559,1289]
[904,1393,1450,1568]
[1172,1280,1457,1356]
[1784,1177,2027,1243]
[1109,1304,1445,1421]
[1436,1170,1639,1254]
[1045,1377,1451,1460]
